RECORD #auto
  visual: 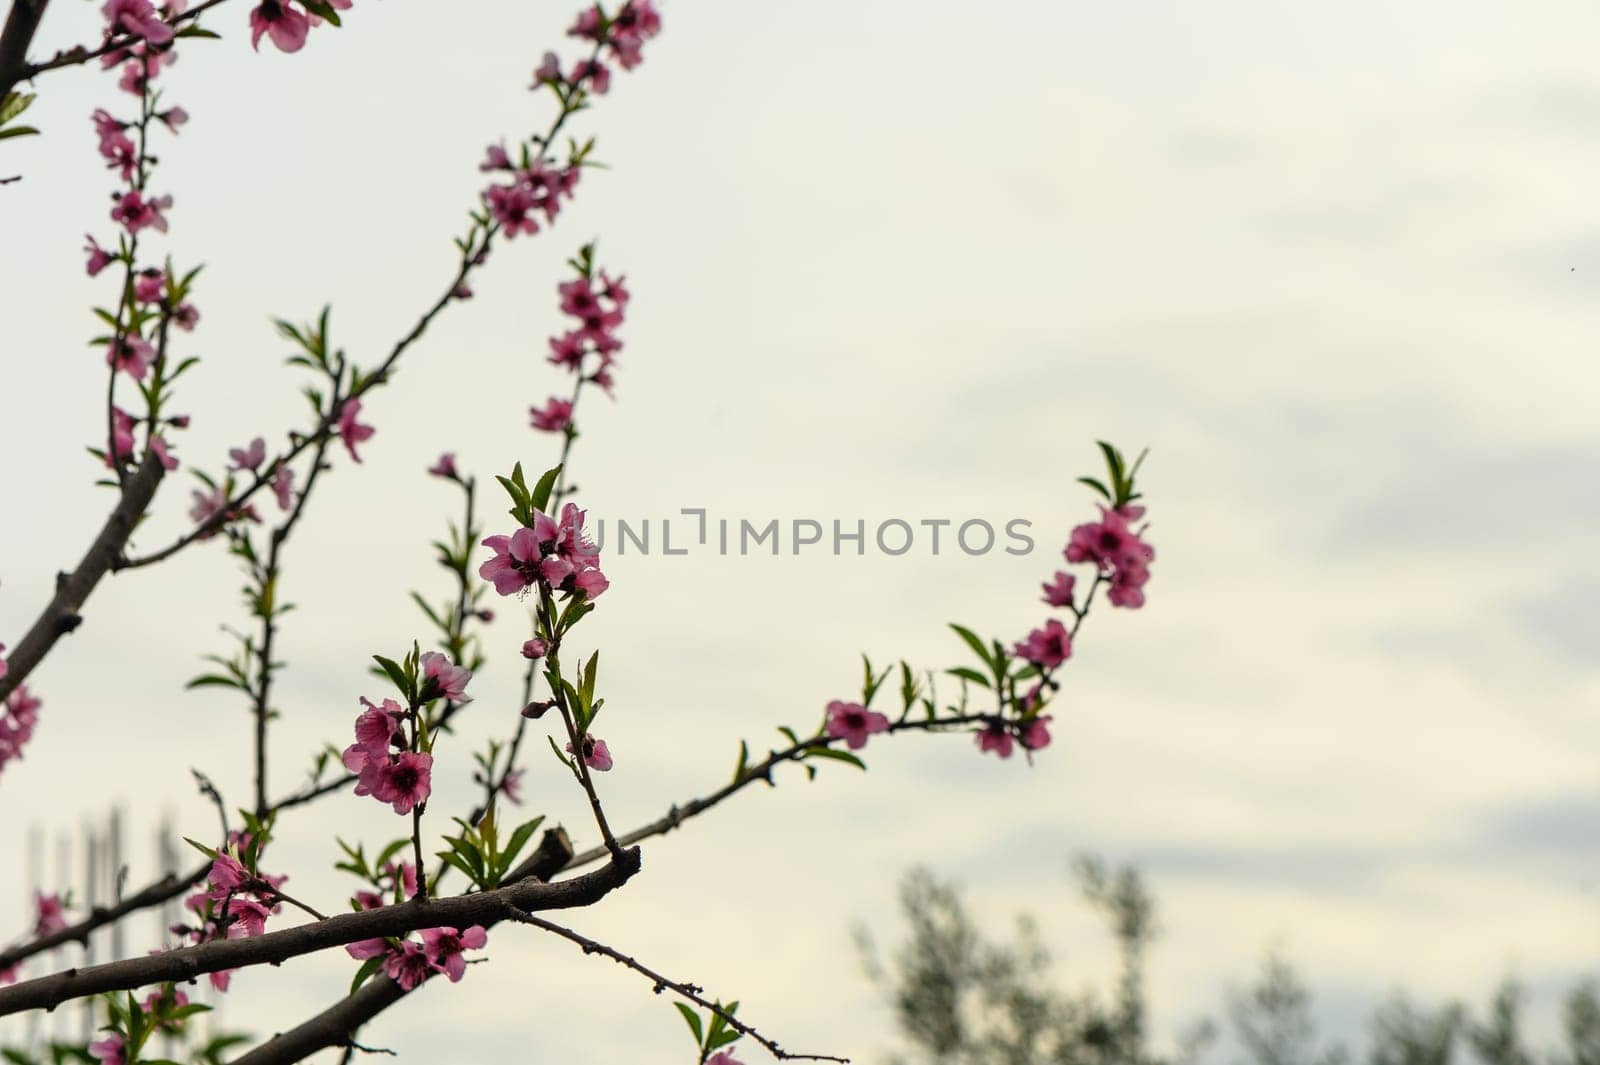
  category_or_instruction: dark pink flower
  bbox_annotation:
[976,721,1014,759]
[249,0,311,52]
[1020,714,1053,752]
[345,936,388,959]
[383,939,434,990]
[486,182,540,237]
[133,269,166,304]
[521,638,547,660]
[571,57,611,93]
[337,398,375,463]
[107,406,137,466]
[228,437,266,471]
[478,142,512,172]
[420,925,487,982]
[547,330,586,370]
[0,964,18,985]
[1041,571,1076,608]
[428,452,458,479]
[420,651,471,701]
[106,335,155,380]
[1013,619,1071,669]
[34,892,68,936]
[110,190,171,234]
[374,751,432,815]
[529,397,574,433]
[158,105,189,130]
[824,700,890,750]
[99,131,137,181]
[566,734,613,772]
[479,526,547,596]
[533,50,561,85]
[84,235,115,277]
[171,300,200,330]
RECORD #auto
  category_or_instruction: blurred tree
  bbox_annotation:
[861,862,1595,1065]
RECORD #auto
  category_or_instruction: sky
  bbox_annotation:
[1,0,1598,1062]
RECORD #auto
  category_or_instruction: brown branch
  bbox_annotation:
[0,449,166,704]
[0,863,205,973]
[0,0,47,103]
[14,0,229,85]
[508,908,850,1063]
[227,828,576,1065]
[0,841,637,1017]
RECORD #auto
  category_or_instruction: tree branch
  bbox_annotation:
[226,828,576,1065]
[0,448,166,704]
[0,0,47,104]
[0,841,638,1017]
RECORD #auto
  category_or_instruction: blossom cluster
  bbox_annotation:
[176,843,286,992]
[346,924,488,991]
[0,683,42,781]
[564,0,664,91]
[342,697,433,815]
[1065,503,1156,609]
[531,261,631,433]
[480,502,609,601]
[481,152,582,241]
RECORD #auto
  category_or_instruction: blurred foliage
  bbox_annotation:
[858,860,1598,1065]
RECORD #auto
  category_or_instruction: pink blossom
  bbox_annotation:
[501,767,525,805]
[571,57,611,93]
[337,398,375,463]
[92,108,125,140]
[706,1053,747,1065]
[1013,619,1071,669]
[270,463,294,510]
[0,964,18,986]
[171,300,200,330]
[567,7,603,40]
[188,486,258,532]
[1041,570,1076,609]
[345,697,404,770]
[486,182,540,237]
[824,699,890,750]
[103,0,174,45]
[107,406,137,466]
[88,1033,126,1065]
[383,939,434,990]
[133,269,166,304]
[380,859,419,900]
[976,721,1014,759]
[206,854,250,896]
[521,638,547,660]
[428,452,458,479]
[99,131,137,181]
[84,235,115,277]
[1064,505,1155,609]
[547,330,586,369]
[420,925,487,982]
[106,334,155,380]
[566,734,613,772]
[478,143,512,172]
[530,397,574,432]
[599,271,630,308]
[249,0,311,52]
[1020,714,1053,752]
[0,644,6,680]
[420,651,471,701]
[110,190,172,234]
[345,936,388,960]
[228,437,266,471]
[34,893,68,936]
[373,751,432,815]
[149,438,178,480]
[0,685,42,773]
[158,105,189,130]
[479,525,548,596]
[533,50,561,85]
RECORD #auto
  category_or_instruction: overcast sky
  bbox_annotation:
[2,1,1598,1062]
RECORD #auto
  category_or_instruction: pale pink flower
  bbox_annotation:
[103,0,174,44]
[149,434,179,470]
[133,269,166,304]
[172,301,200,330]
[88,1033,126,1065]
[270,463,294,510]
[345,937,388,960]
[420,651,471,701]
[566,735,613,772]
[825,700,890,750]
[501,767,525,805]
[478,143,512,172]
[706,1053,747,1065]
[158,105,189,130]
[249,0,311,52]
[420,925,487,982]
[533,50,561,85]
[521,638,547,660]
[228,437,266,471]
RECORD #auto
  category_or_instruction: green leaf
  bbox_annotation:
[181,836,220,861]
[372,654,411,701]
[949,624,994,670]
[185,674,245,691]
[732,739,749,783]
[945,667,991,688]
[501,815,546,870]
[806,747,866,770]
[435,850,479,886]
[0,91,35,126]
[174,25,222,38]
[349,956,384,995]
[674,1003,704,1047]
[1077,476,1113,501]
[0,125,40,140]
[530,464,563,512]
